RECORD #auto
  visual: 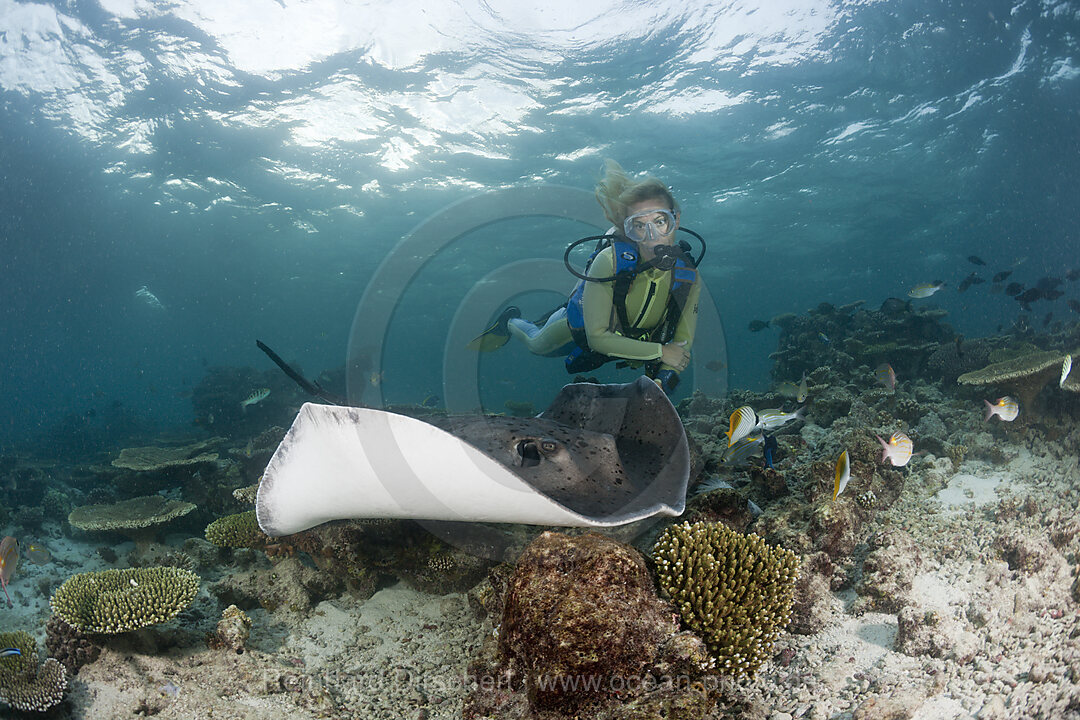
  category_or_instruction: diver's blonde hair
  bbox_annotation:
[594,159,679,227]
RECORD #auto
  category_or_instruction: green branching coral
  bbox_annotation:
[0,631,68,712]
[50,567,200,634]
[205,510,268,548]
[652,520,800,677]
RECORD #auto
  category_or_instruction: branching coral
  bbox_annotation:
[652,520,800,677]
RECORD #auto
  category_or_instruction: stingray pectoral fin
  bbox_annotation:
[256,403,609,536]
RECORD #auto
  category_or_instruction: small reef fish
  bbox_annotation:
[0,649,21,657]
[908,281,945,298]
[757,407,806,431]
[957,272,984,293]
[992,270,1012,283]
[876,431,913,467]
[1060,356,1072,388]
[25,544,50,566]
[967,255,986,266]
[797,374,808,402]
[747,319,770,332]
[135,285,166,310]
[726,405,764,447]
[818,332,831,344]
[1067,269,1080,282]
[1069,300,1080,315]
[775,375,809,402]
[0,536,18,607]
[722,434,765,465]
[240,388,270,408]
[369,371,385,387]
[1004,282,1024,297]
[984,396,1019,422]
[705,359,726,372]
[875,363,896,392]
[832,450,851,500]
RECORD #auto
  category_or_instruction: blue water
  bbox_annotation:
[2,0,1078,454]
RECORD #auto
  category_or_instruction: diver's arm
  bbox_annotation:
[581,250,664,361]
[658,280,701,373]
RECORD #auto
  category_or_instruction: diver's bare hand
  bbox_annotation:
[661,341,689,372]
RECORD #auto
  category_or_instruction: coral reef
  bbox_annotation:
[853,529,922,614]
[652,520,800,677]
[958,348,1076,412]
[498,532,679,712]
[50,566,201,634]
[0,631,68,712]
[208,604,253,653]
[68,495,198,552]
[205,510,268,549]
[45,614,102,675]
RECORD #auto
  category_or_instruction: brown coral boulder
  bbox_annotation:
[499,531,677,712]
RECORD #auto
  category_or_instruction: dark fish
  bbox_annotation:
[1068,299,1080,314]
[970,275,985,285]
[747,319,770,332]
[967,255,986,266]
[958,272,980,293]
[1004,282,1024,296]
[1043,312,1053,327]
[1045,289,1064,301]
[1067,269,1080,282]
[996,324,1003,332]
[955,335,964,358]
[992,270,1012,283]
[1016,288,1043,304]
[1036,277,1063,292]
[705,360,726,372]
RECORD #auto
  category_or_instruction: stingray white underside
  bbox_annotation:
[256,402,684,536]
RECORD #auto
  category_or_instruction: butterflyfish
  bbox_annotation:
[876,431,913,467]
[984,396,1019,422]
[833,450,851,500]
[726,405,763,447]
[875,363,896,392]
[1061,355,1073,388]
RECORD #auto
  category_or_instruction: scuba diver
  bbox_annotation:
[469,160,703,394]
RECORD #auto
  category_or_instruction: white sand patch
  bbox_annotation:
[912,694,970,719]
[933,470,1008,511]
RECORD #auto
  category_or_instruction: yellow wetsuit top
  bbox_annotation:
[580,245,701,373]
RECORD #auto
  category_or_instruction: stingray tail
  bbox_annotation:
[256,340,348,406]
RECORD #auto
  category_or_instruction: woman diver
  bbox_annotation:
[469,160,702,394]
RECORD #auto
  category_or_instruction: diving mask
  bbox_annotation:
[623,208,677,243]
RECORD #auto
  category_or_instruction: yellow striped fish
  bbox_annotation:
[983,396,1019,422]
[876,431,913,467]
[722,434,765,465]
[726,405,763,447]
[875,363,896,392]
[832,450,850,500]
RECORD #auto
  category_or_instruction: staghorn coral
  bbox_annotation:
[204,510,268,549]
[50,566,200,634]
[652,520,800,677]
[0,630,68,712]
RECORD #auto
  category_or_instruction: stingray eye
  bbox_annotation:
[540,440,558,453]
[515,440,541,467]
